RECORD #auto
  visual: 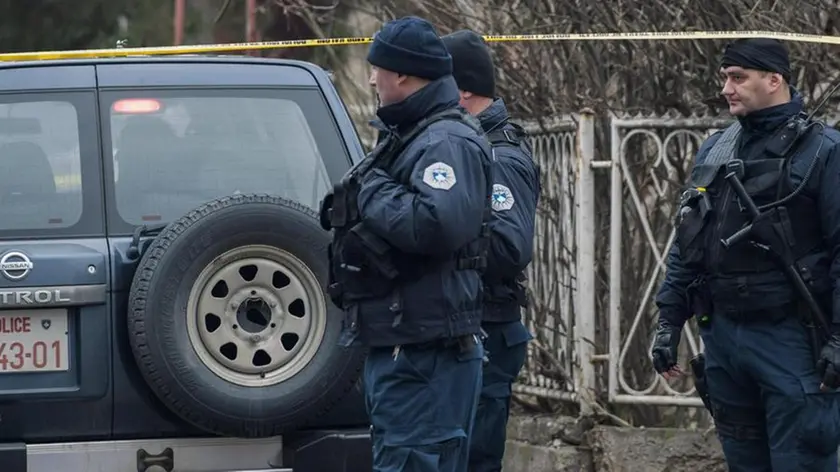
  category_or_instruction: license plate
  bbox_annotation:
[0,309,69,373]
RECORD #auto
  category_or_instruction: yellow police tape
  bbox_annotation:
[1,30,839,62]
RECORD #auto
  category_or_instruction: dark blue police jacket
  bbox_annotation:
[353,75,495,346]
[476,98,541,323]
[655,87,840,327]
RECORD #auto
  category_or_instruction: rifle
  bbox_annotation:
[720,159,830,358]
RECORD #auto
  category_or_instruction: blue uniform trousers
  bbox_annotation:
[701,311,840,471]
[364,338,484,472]
[468,321,531,472]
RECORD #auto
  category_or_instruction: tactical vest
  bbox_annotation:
[482,122,533,321]
[325,108,491,323]
[675,120,823,275]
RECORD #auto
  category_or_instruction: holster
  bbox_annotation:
[689,353,714,418]
[456,334,478,354]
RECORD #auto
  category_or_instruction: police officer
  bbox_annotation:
[441,29,541,472]
[652,38,840,470]
[319,16,494,472]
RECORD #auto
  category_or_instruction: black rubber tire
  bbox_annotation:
[127,194,366,438]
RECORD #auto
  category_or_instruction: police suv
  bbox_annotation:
[0,55,372,471]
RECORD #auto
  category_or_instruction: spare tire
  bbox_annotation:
[127,194,366,438]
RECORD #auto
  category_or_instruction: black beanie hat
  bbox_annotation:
[367,16,452,81]
[441,29,495,98]
[720,38,791,82]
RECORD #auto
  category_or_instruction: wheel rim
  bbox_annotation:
[186,244,327,387]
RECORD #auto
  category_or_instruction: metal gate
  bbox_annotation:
[599,113,732,407]
[514,111,738,411]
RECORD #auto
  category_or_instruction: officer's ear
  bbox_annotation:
[767,72,784,93]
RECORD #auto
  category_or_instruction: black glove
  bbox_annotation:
[817,332,840,390]
[651,318,682,374]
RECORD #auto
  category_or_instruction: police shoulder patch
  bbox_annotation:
[491,183,515,211]
[422,162,457,190]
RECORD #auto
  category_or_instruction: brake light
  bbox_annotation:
[112,99,162,114]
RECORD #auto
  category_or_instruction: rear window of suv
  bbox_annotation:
[101,88,348,230]
[0,97,85,232]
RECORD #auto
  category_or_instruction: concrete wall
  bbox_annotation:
[502,414,728,472]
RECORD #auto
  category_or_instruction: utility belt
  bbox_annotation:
[403,332,480,355]
[721,301,797,324]
[685,273,825,325]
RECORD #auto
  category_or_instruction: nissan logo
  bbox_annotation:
[0,251,33,281]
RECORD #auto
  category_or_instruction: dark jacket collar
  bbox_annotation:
[476,98,510,134]
[737,85,804,134]
[374,75,462,133]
